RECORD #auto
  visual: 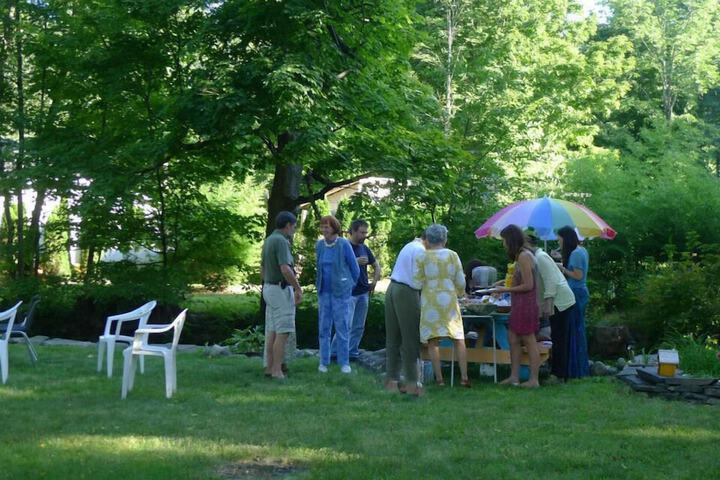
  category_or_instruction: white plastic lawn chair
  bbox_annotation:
[0,301,23,384]
[97,301,157,378]
[121,309,187,399]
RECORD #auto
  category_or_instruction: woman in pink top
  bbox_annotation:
[494,224,541,388]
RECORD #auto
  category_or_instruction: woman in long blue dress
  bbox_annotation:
[556,226,590,378]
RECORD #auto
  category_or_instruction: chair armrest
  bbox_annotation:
[135,323,174,335]
[103,316,139,336]
[107,311,142,322]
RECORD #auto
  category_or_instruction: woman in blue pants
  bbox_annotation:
[556,226,590,378]
[316,215,360,374]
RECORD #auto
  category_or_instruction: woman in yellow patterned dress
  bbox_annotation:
[413,224,470,387]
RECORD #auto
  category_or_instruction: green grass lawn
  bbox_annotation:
[1,345,719,479]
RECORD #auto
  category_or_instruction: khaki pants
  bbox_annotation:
[262,284,296,366]
[385,281,421,383]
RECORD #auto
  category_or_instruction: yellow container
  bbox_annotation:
[657,349,680,377]
[658,363,677,377]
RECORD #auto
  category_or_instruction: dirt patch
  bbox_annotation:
[217,460,306,479]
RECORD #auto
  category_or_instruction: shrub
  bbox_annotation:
[222,325,265,353]
[628,246,720,348]
[662,332,720,377]
[0,277,263,345]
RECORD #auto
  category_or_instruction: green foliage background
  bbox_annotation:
[1,1,720,349]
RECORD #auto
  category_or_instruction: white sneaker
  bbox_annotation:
[341,365,352,374]
[318,365,328,373]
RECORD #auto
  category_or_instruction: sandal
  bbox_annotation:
[461,379,472,389]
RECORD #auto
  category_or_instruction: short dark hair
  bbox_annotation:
[500,224,525,261]
[525,228,539,246]
[557,225,579,267]
[350,219,369,233]
[275,211,297,230]
[319,215,342,235]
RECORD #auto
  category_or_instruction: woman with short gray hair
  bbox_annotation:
[413,224,470,387]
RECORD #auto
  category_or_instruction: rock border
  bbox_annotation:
[616,365,720,405]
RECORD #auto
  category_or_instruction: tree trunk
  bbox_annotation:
[263,131,301,235]
[2,186,12,242]
[266,162,303,236]
[443,1,458,137]
[84,243,95,282]
[1,192,12,276]
[13,1,25,277]
[66,216,73,275]
[156,167,168,268]
[661,52,675,122]
[30,186,46,275]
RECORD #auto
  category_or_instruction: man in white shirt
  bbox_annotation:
[526,233,576,380]
[384,234,426,395]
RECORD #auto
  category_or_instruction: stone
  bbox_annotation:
[631,383,666,393]
[176,344,200,353]
[591,361,613,376]
[616,366,639,377]
[617,374,648,388]
[357,349,386,373]
[295,349,318,358]
[204,344,231,357]
[681,392,708,402]
[616,357,627,369]
[705,397,720,405]
[632,354,658,366]
[636,367,667,384]
[43,338,96,348]
[588,325,633,358]
[703,386,720,398]
[665,377,716,387]
[9,335,49,345]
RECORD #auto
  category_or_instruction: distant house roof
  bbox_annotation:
[320,177,393,213]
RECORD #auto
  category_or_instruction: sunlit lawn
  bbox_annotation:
[1,345,719,479]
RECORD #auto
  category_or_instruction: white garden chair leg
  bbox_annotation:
[164,356,174,398]
[106,340,115,378]
[97,340,105,372]
[139,355,145,374]
[171,355,178,393]
[121,351,132,399]
[1,345,8,384]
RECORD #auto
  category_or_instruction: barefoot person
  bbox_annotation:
[260,211,302,380]
[495,224,541,388]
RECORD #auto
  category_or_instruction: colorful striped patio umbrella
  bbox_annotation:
[475,197,616,241]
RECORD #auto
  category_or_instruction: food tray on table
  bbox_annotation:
[461,299,498,315]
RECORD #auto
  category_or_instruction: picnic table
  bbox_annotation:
[420,311,551,384]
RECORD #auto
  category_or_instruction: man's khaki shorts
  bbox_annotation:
[263,284,296,334]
